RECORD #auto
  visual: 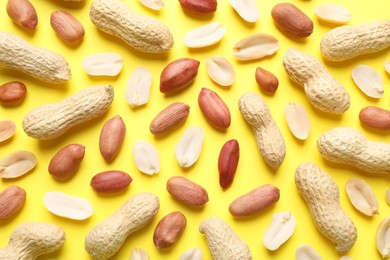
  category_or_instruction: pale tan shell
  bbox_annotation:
[199,217,252,260]
[283,48,350,115]
[238,92,286,170]
[320,20,390,62]
[0,222,66,260]
[0,32,71,84]
[85,192,159,260]
[89,0,173,53]
[295,162,357,253]
[22,85,114,140]
[317,127,390,175]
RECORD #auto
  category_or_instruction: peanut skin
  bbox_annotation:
[49,144,85,181]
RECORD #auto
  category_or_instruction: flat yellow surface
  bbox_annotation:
[1,0,390,259]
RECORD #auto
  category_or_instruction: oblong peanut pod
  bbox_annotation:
[199,217,252,260]
[85,192,159,259]
[320,20,390,62]
[89,0,173,53]
[23,85,114,140]
[295,162,357,252]
[0,222,66,259]
[238,92,285,170]
[283,48,350,115]
[0,32,71,83]
[317,127,390,174]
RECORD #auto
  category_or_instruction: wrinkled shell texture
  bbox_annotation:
[0,222,66,259]
[317,127,390,174]
[0,32,71,83]
[320,20,390,62]
[90,0,173,53]
[295,162,357,252]
[199,217,252,260]
[85,192,159,260]
[22,85,114,140]
[238,92,286,170]
[283,48,350,114]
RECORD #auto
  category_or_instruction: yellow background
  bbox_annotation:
[1,0,390,259]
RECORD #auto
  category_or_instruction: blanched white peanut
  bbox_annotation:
[377,216,390,258]
[138,0,164,10]
[174,126,205,168]
[126,66,152,108]
[351,65,383,98]
[179,248,203,260]
[205,56,235,87]
[229,0,260,23]
[0,150,37,179]
[0,120,16,142]
[132,140,160,175]
[44,191,94,220]
[345,178,379,216]
[129,248,149,260]
[296,244,322,260]
[314,4,352,24]
[184,22,226,48]
[284,102,310,140]
[233,33,279,61]
[82,52,123,76]
[262,211,296,251]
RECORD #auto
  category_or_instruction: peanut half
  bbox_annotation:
[229,0,260,23]
[317,127,390,175]
[205,56,235,87]
[233,33,279,61]
[0,32,71,84]
[199,217,252,260]
[296,244,322,260]
[126,66,153,108]
[351,65,383,99]
[314,4,352,25]
[179,248,203,260]
[0,150,37,179]
[0,120,16,142]
[132,140,160,175]
[295,162,357,252]
[174,126,205,168]
[283,48,350,115]
[345,178,379,216]
[23,85,114,140]
[90,0,173,53]
[262,211,296,251]
[130,248,150,260]
[376,216,390,258]
[43,191,94,220]
[238,92,286,170]
[184,22,226,49]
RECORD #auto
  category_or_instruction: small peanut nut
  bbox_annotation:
[255,67,279,95]
[229,184,280,217]
[160,58,200,93]
[166,176,209,207]
[198,87,231,129]
[6,0,38,30]
[0,81,27,106]
[153,211,187,249]
[99,115,126,162]
[218,139,239,189]
[179,0,217,14]
[271,3,313,38]
[50,10,85,45]
[359,106,390,131]
[49,144,85,181]
[90,170,133,193]
[149,102,190,135]
[0,185,26,221]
